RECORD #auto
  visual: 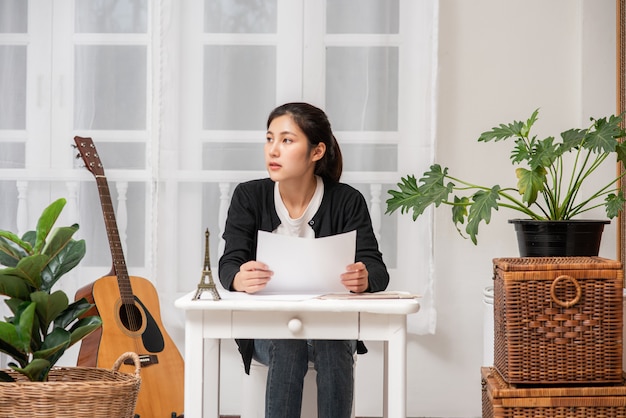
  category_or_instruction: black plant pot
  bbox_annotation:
[508,219,610,257]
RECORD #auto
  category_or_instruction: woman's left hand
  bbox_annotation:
[341,261,369,293]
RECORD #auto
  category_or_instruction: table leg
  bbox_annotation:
[385,315,407,418]
[185,310,205,417]
[203,337,221,418]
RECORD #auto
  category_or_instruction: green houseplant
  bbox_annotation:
[386,109,626,247]
[0,197,102,382]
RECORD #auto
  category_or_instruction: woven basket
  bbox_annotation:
[0,352,141,418]
[482,367,626,418]
[493,256,624,385]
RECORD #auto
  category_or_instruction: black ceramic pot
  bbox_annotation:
[508,219,610,257]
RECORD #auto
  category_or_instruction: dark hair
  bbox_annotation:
[267,102,343,183]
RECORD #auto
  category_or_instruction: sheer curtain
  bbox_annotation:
[0,0,438,389]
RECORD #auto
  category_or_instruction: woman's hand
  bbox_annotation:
[341,261,369,293]
[233,261,273,293]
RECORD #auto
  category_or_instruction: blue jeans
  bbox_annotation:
[253,339,357,418]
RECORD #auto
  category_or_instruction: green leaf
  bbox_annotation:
[11,302,36,353]
[584,115,625,154]
[451,196,470,225]
[35,327,71,360]
[451,196,470,238]
[41,224,80,260]
[55,298,95,329]
[0,322,20,353]
[40,238,85,293]
[0,331,27,367]
[10,358,51,382]
[528,137,558,170]
[616,140,626,169]
[478,109,539,143]
[386,175,420,215]
[520,108,540,137]
[516,166,547,205]
[510,138,532,164]
[606,190,626,218]
[0,254,49,290]
[465,186,501,244]
[0,273,31,300]
[31,290,69,333]
[68,316,102,346]
[0,232,31,268]
[478,121,525,143]
[416,166,455,205]
[33,198,66,254]
[386,167,454,220]
[560,128,586,153]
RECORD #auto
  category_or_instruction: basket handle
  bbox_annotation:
[550,275,582,308]
[112,352,141,378]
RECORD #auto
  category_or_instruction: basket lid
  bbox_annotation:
[482,367,626,398]
[492,256,623,272]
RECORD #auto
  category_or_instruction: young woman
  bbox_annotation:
[218,102,389,418]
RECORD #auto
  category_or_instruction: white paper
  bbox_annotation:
[255,230,356,295]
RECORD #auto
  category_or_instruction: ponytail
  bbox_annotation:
[315,134,342,183]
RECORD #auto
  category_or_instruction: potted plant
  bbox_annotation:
[0,197,102,382]
[386,109,626,256]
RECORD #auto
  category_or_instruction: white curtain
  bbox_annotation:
[0,0,438,374]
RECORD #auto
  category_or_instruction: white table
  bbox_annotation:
[175,291,420,418]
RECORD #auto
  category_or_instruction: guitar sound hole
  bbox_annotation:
[119,303,143,332]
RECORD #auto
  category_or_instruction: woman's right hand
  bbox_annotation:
[233,261,273,293]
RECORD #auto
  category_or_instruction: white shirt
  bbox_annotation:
[274,176,324,238]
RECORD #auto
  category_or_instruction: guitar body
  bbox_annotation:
[77,275,184,417]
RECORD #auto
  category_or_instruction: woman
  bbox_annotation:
[219,102,389,418]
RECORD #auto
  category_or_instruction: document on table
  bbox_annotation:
[255,230,356,295]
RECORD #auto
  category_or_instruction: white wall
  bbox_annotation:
[405,1,616,416]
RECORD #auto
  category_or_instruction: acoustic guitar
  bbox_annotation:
[74,136,184,418]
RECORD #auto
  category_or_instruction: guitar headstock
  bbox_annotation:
[74,136,105,177]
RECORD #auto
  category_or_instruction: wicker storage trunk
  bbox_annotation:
[482,367,626,418]
[493,256,623,385]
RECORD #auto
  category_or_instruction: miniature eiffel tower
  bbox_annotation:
[193,228,221,300]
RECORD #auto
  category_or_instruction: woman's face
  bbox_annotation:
[265,114,323,183]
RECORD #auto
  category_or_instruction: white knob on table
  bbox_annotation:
[288,318,303,333]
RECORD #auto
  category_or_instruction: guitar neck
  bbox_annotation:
[95,175,135,305]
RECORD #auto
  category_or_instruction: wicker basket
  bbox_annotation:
[482,367,626,418]
[493,256,623,385]
[0,352,141,418]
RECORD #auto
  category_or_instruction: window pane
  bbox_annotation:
[0,181,17,231]
[91,142,146,169]
[341,144,397,172]
[203,45,275,130]
[74,45,147,130]
[351,183,397,269]
[203,143,264,170]
[327,0,399,34]
[204,0,277,33]
[75,0,148,33]
[0,0,27,33]
[80,181,145,267]
[0,46,26,129]
[326,47,398,131]
[0,143,25,168]
[202,183,225,266]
